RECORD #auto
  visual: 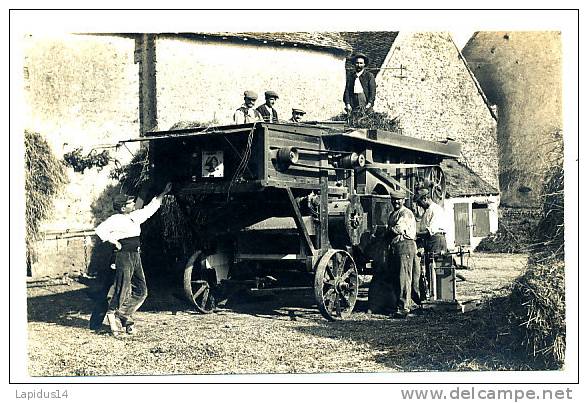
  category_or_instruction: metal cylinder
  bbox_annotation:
[340,152,365,169]
[327,195,367,248]
[276,147,299,166]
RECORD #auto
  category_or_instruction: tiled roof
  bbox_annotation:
[340,32,399,72]
[187,32,352,53]
[441,159,499,197]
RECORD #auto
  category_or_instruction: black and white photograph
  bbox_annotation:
[8,7,580,394]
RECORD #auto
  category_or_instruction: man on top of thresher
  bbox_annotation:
[289,107,306,123]
[94,182,172,335]
[386,189,418,319]
[256,90,280,123]
[233,90,264,124]
[343,53,376,123]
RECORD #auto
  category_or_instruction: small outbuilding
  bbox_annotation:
[440,160,500,251]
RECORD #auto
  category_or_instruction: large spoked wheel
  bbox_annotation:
[183,251,216,314]
[314,249,359,321]
[424,166,446,205]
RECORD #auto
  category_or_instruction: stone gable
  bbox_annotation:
[374,32,499,190]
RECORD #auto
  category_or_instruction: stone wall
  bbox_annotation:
[24,34,140,277]
[462,32,562,207]
[24,34,141,232]
[374,32,499,189]
[155,37,347,128]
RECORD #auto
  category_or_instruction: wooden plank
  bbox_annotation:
[235,254,307,261]
[242,216,316,235]
[323,130,461,158]
[178,180,264,195]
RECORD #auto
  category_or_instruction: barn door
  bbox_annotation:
[472,204,491,237]
[453,203,471,246]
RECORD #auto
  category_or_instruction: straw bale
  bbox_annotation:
[25,130,68,270]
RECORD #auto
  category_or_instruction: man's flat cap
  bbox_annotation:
[265,90,279,99]
[413,188,430,202]
[292,108,306,114]
[389,189,407,200]
[243,90,258,100]
[351,53,370,65]
[113,194,134,209]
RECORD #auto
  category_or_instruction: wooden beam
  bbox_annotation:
[286,188,316,255]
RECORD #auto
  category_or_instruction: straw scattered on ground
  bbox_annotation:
[27,253,529,377]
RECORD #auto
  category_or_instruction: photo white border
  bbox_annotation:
[6,5,582,399]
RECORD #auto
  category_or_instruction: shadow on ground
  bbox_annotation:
[290,304,534,371]
[26,272,193,330]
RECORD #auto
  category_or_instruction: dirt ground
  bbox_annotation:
[26,252,529,377]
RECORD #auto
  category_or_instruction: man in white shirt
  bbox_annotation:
[233,90,264,124]
[415,188,448,254]
[343,53,376,125]
[414,188,448,302]
[95,182,172,335]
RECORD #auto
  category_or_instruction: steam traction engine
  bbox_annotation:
[143,122,460,320]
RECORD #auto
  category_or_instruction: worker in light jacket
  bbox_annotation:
[233,90,264,124]
[343,53,376,123]
[386,189,417,319]
[94,182,172,335]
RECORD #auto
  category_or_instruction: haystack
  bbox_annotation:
[25,130,68,272]
[493,130,565,368]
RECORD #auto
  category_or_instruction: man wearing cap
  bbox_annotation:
[256,91,280,123]
[233,90,264,124]
[94,182,172,335]
[386,189,418,319]
[343,53,376,120]
[414,188,448,297]
[289,108,306,123]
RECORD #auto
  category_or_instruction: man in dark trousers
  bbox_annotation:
[343,53,376,124]
[256,91,280,123]
[87,246,116,331]
[414,188,448,300]
[94,182,172,335]
[415,188,448,255]
[386,189,417,319]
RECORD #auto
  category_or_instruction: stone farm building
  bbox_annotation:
[24,31,499,276]
[24,32,351,277]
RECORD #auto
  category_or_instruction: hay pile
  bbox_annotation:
[511,130,565,368]
[25,130,68,272]
[533,130,564,259]
[331,111,401,132]
[109,146,150,196]
[509,255,565,368]
[475,220,534,253]
[477,130,565,369]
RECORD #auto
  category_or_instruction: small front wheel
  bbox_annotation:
[314,249,359,320]
[183,251,216,313]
